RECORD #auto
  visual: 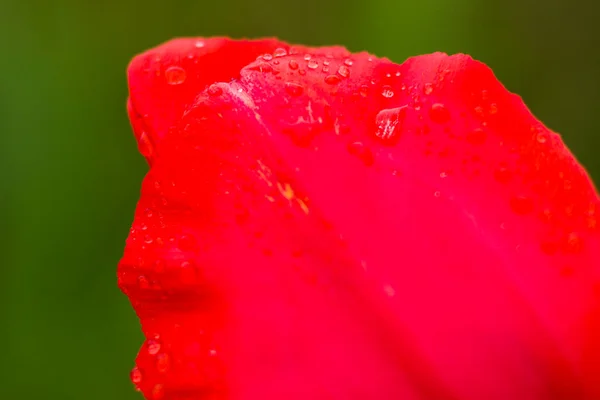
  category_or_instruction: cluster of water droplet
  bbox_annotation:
[147,43,597,270]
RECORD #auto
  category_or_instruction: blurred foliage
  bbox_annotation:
[0,0,597,398]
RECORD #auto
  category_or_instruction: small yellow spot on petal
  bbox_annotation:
[277,182,295,201]
[297,198,310,214]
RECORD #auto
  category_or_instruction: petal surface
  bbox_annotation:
[119,38,600,400]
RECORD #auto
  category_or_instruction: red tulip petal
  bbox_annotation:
[119,38,600,400]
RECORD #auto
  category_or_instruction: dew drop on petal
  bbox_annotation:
[563,232,584,253]
[429,103,451,123]
[156,353,170,373]
[324,75,341,85]
[207,84,223,97]
[254,62,273,73]
[288,59,299,70]
[494,165,512,183]
[344,58,353,66]
[164,66,186,85]
[137,275,150,290]
[381,85,394,98]
[154,258,166,273]
[466,128,487,145]
[130,367,143,384]
[147,339,161,355]
[152,384,165,400]
[285,82,304,96]
[137,131,154,158]
[273,47,288,57]
[359,85,369,98]
[262,53,273,61]
[337,65,350,78]
[180,260,198,284]
[423,83,433,95]
[307,60,318,70]
[178,234,198,251]
[383,284,396,297]
[375,106,407,144]
[347,141,374,166]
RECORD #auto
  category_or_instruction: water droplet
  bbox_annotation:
[434,191,441,198]
[288,59,299,70]
[307,60,318,70]
[383,285,396,297]
[337,65,350,78]
[273,47,287,57]
[381,85,394,98]
[298,69,306,76]
[130,366,143,384]
[429,103,450,123]
[154,259,166,273]
[510,195,534,215]
[179,234,197,251]
[254,62,272,73]
[262,53,273,61]
[466,128,487,145]
[165,66,186,85]
[564,232,584,253]
[156,353,170,373]
[489,103,498,114]
[194,40,205,48]
[304,54,312,61]
[494,165,511,183]
[347,142,374,166]
[423,83,433,95]
[147,339,161,355]
[138,131,154,158]
[536,132,548,144]
[344,59,353,66]
[180,260,198,284]
[323,60,330,66]
[285,82,304,96]
[324,75,341,85]
[375,106,407,144]
[138,275,150,290]
[322,66,330,73]
[358,85,369,97]
[152,384,165,400]
[207,84,223,97]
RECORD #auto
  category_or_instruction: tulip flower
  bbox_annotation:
[118,37,600,400]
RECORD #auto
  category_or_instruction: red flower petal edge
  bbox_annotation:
[119,37,600,400]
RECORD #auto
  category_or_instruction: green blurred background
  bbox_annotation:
[0,0,598,398]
